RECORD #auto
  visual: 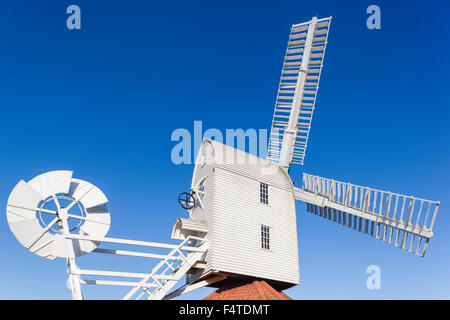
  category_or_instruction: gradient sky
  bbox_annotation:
[0,0,449,299]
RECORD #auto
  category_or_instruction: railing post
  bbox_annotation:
[405,197,415,225]
[314,176,318,195]
[384,192,391,217]
[429,202,440,230]
[330,180,335,201]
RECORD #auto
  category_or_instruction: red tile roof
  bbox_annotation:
[203,280,292,300]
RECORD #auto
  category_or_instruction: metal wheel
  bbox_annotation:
[178,192,196,210]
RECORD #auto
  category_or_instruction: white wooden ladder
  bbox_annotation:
[125,239,209,300]
[65,234,208,300]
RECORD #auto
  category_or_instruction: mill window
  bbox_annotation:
[260,182,268,204]
[261,225,270,250]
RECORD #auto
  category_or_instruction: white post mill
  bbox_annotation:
[5,16,440,300]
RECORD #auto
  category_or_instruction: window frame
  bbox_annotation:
[261,225,271,251]
[259,182,269,205]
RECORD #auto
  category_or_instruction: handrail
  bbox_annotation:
[64,234,206,252]
[122,236,208,300]
[65,233,208,300]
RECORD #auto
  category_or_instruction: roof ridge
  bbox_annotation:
[258,280,286,299]
[202,280,292,300]
[254,281,267,298]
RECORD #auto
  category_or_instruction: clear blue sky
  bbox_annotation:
[0,0,449,299]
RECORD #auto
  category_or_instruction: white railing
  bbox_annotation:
[302,173,440,232]
[126,235,208,300]
[66,234,208,300]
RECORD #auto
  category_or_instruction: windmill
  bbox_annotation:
[5,16,440,300]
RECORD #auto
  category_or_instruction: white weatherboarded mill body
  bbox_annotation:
[5,16,441,299]
[172,139,299,289]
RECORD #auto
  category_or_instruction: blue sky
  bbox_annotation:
[0,0,449,299]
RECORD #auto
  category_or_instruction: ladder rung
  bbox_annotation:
[283,68,300,73]
[293,152,305,157]
[285,55,302,61]
[277,98,293,102]
[281,76,298,81]
[280,82,297,87]
[313,37,326,43]
[274,104,291,108]
[291,25,308,33]
[270,132,283,136]
[284,62,301,67]
[315,29,328,36]
[279,89,295,94]
[290,32,307,40]
[316,21,329,28]
[286,48,304,54]
[274,110,291,115]
[311,45,325,51]
[289,40,306,46]
[282,69,298,74]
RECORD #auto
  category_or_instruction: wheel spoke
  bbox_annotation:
[65,199,78,211]
[7,204,58,215]
[67,213,84,221]
[67,214,109,225]
[52,195,61,210]
[66,185,94,211]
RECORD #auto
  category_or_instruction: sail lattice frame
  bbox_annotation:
[268,16,332,166]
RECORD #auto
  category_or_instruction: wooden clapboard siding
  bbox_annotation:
[188,139,299,287]
[212,166,299,285]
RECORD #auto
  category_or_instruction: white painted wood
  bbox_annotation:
[185,139,299,288]
[268,16,332,166]
[5,15,442,300]
[171,218,208,240]
[297,173,440,257]
[279,17,318,168]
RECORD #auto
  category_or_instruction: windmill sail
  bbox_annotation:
[268,16,331,167]
[295,173,440,257]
